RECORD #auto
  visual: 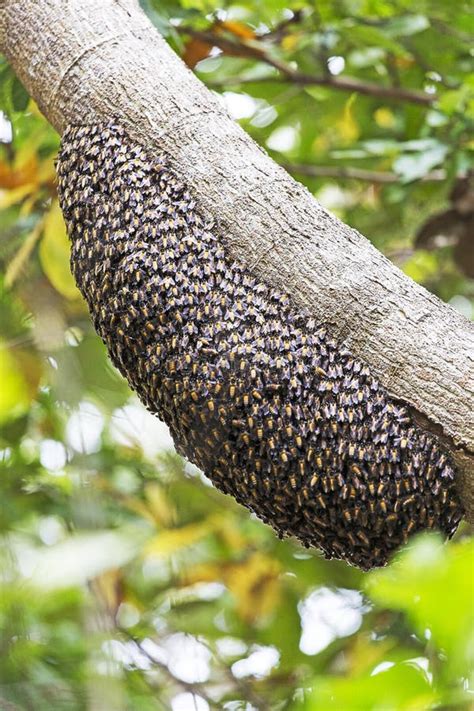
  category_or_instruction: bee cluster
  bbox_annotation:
[56,122,462,569]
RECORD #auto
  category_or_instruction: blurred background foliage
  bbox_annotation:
[0,0,473,709]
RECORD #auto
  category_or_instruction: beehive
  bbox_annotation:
[56,121,462,569]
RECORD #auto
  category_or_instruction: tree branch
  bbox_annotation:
[209,73,435,106]
[282,163,446,184]
[178,27,435,106]
[0,0,472,519]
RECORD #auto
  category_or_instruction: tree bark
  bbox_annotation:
[1,0,473,521]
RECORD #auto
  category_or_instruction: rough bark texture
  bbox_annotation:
[0,0,473,520]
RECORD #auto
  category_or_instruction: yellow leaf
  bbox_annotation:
[215,518,246,550]
[145,483,176,527]
[345,633,396,676]
[19,193,40,217]
[336,94,360,144]
[0,341,31,423]
[0,183,36,209]
[184,561,223,585]
[14,126,51,169]
[0,155,38,189]
[281,33,300,52]
[312,134,331,153]
[218,20,256,40]
[394,56,415,69]
[5,220,43,287]
[144,518,216,558]
[124,484,176,526]
[124,497,159,526]
[226,552,281,622]
[37,155,57,185]
[13,349,42,399]
[182,38,213,69]
[91,568,124,618]
[374,107,395,129]
[185,552,282,623]
[39,200,80,300]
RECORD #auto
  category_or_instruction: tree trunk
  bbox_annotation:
[1,0,473,521]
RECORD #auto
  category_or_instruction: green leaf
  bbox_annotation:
[366,535,474,677]
[402,250,439,284]
[345,24,410,57]
[11,75,29,112]
[0,340,30,424]
[437,85,473,116]
[0,62,13,114]
[384,14,430,38]
[23,527,148,590]
[300,662,437,710]
[0,63,30,116]
[393,143,448,182]
[39,200,80,300]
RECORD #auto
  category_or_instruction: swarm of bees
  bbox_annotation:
[56,122,462,569]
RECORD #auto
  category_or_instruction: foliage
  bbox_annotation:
[0,0,473,709]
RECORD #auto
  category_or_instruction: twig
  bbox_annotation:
[430,17,472,43]
[209,71,434,105]
[121,626,270,710]
[178,27,434,106]
[0,696,25,711]
[260,9,305,42]
[282,163,446,184]
[120,630,218,707]
[5,217,44,288]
